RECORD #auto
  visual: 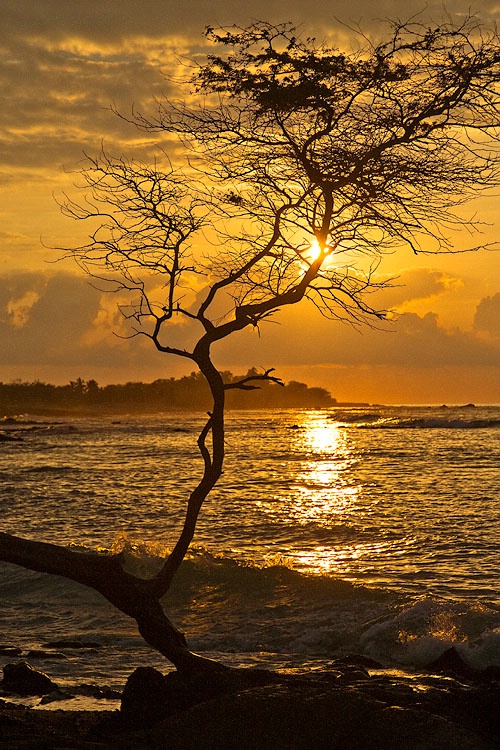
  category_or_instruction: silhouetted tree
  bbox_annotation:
[1,17,499,672]
[0,374,330,413]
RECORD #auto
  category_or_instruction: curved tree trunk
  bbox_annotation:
[0,349,230,673]
[151,349,226,596]
[0,532,226,673]
[0,347,282,673]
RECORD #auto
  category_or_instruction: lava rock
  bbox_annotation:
[26,649,67,660]
[150,681,496,750]
[121,666,278,725]
[42,639,102,650]
[426,647,477,679]
[39,689,73,705]
[2,661,58,696]
[121,666,170,724]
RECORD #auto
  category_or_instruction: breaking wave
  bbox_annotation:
[357,417,500,430]
[2,546,499,675]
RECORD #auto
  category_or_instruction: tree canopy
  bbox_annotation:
[0,372,335,415]
[64,18,500,354]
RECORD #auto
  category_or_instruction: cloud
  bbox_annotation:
[473,293,500,338]
[374,268,462,310]
[0,270,203,371]
[213,300,500,369]
[3,1,498,43]
[0,37,172,170]
[0,271,120,366]
[2,0,498,172]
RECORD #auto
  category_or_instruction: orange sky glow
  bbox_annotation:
[1,0,499,404]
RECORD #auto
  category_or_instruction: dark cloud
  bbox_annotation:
[2,1,497,42]
[473,293,500,338]
[0,270,199,370]
[0,37,170,169]
[374,268,456,309]
[1,272,87,358]
[2,1,498,171]
[0,271,116,366]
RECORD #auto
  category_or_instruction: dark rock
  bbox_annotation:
[426,647,477,679]
[121,666,170,724]
[151,683,372,749]
[76,682,122,700]
[427,649,500,684]
[331,654,384,669]
[165,667,265,716]
[483,665,500,682]
[119,667,500,748]
[2,661,58,696]
[0,702,119,748]
[372,704,493,750]
[150,681,496,750]
[0,432,23,442]
[120,664,500,746]
[0,667,499,749]
[39,689,73,705]
[121,666,279,725]
[335,666,371,683]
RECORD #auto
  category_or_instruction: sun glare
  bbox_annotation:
[308,238,323,261]
[303,419,343,455]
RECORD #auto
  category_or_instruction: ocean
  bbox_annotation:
[1,406,499,709]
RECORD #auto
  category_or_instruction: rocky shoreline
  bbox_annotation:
[1,653,499,749]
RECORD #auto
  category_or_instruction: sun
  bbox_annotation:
[310,238,322,259]
[306,238,324,262]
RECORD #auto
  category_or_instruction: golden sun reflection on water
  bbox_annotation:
[263,413,373,574]
[301,417,345,455]
[253,412,393,576]
[292,541,393,577]
[287,414,360,523]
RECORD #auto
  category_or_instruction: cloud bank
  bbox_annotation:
[1,269,499,372]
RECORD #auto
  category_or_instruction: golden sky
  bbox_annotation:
[1,0,499,404]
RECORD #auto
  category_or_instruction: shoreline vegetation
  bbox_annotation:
[0,370,368,417]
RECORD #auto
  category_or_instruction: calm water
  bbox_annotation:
[1,407,499,707]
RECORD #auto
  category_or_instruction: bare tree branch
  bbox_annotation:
[224,368,285,390]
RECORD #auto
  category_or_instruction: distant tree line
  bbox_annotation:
[0,369,335,415]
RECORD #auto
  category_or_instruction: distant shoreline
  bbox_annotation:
[0,372,339,416]
[0,403,371,419]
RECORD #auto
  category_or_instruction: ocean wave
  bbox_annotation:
[19,464,79,475]
[2,548,499,672]
[358,417,500,429]
[330,411,382,424]
[359,596,500,670]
